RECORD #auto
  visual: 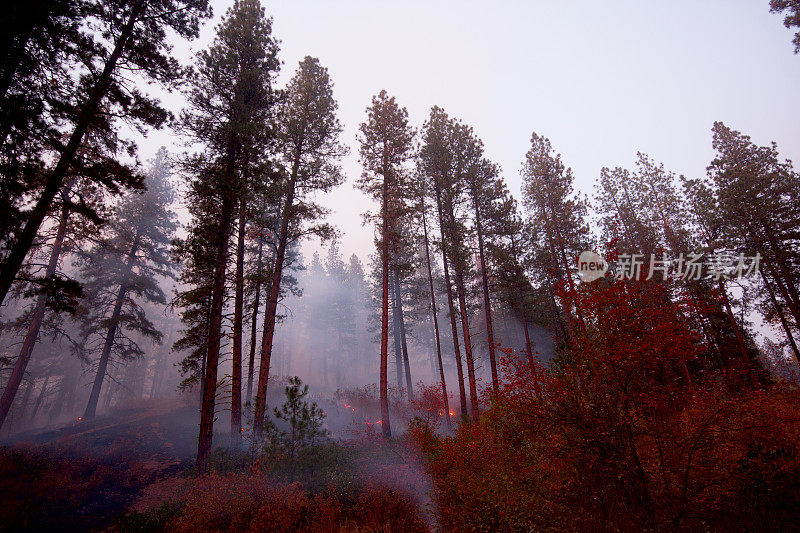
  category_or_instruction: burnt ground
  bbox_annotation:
[0,400,199,532]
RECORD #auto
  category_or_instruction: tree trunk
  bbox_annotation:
[149,339,168,400]
[0,192,69,431]
[30,374,50,422]
[473,200,498,393]
[10,378,35,432]
[254,153,300,436]
[761,220,800,318]
[433,187,468,420]
[443,193,479,422]
[50,362,79,422]
[84,283,127,420]
[379,169,391,438]
[246,235,264,405]
[454,265,479,423]
[761,269,800,363]
[0,2,144,310]
[764,260,800,335]
[196,172,237,474]
[717,278,757,386]
[391,268,404,389]
[230,203,246,448]
[84,229,142,420]
[394,268,413,399]
[421,205,450,426]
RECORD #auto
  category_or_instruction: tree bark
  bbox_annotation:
[29,374,50,422]
[196,165,237,474]
[761,269,800,363]
[391,268,404,389]
[454,265,479,423]
[50,362,78,422]
[230,203,246,448]
[379,166,391,438]
[761,220,800,318]
[717,278,757,386]
[13,378,35,432]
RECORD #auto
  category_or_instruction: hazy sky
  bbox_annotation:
[140,0,800,263]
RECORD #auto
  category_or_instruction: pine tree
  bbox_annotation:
[412,171,450,423]
[418,106,469,421]
[445,120,483,422]
[0,0,84,259]
[180,0,280,471]
[521,132,591,343]
[79,148,177,419]
[0,0,211,310]
[357,91,415,438]
[464,158,504,393]
[707,122,800,334]
[253,56,346,436]
[770,0,800,52]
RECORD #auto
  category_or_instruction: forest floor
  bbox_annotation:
[0,398,433,532]
[0,401,199,531]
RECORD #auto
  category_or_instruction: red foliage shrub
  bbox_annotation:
[417,276,800,531]
[164,472,427,532]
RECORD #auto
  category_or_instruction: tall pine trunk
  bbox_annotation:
[761,269,800,363]
[764,260,800,333]
[30,374,50,422]
[394,269,413,399]
[391,269,404,389]
[444,195,479,422]
[230,204,246,447]
[762,220,800,318]
[13,378,35,432]
[453,265,479,422]
[253,152,300,436]
[84,285,126,419]
[149,337,170,400]
[246,236,264,404]
[422,206,450,426]
[0,192,69,431]
[50,362,79,421]
[196,170,236,473]
[379,168,392,438]
[434,187,468,419]
[473,200,498,393]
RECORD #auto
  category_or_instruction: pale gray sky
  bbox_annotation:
[140,0,800,264]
